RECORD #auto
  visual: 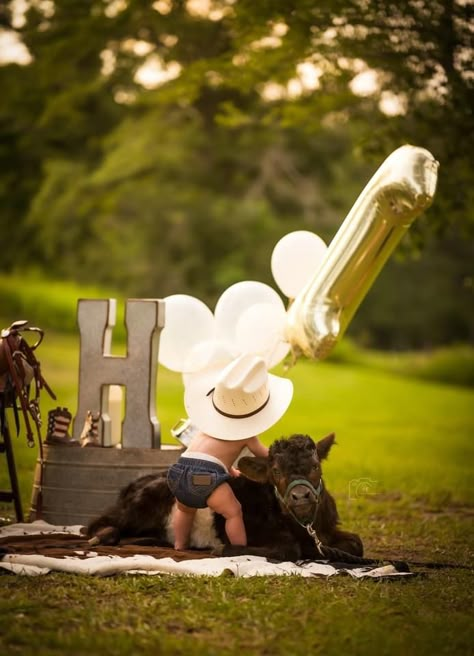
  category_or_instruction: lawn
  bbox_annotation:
[0,324,473,656]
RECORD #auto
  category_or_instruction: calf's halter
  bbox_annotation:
[274,477,324,542]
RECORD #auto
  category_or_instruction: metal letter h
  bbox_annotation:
[72,298,165,449]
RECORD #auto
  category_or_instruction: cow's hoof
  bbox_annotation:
[211,545,225,556]
[88,526,120,546]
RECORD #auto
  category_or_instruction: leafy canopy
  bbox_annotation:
[0,0,472,346]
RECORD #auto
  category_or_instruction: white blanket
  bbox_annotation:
[0,521,414,579]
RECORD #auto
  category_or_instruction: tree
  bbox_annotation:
[1,0,472,346]
[214,0,474,243]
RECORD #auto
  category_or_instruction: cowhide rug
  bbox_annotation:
[0,521,416,579]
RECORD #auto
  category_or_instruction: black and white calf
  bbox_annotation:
[87,433,363,562]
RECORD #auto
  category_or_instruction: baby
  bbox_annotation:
[167,353,293,550]
[167,430,268,550]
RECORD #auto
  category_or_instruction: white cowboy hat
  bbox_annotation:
[184,353,293,441]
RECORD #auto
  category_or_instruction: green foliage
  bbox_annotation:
[348,234,474,349]
[0,0,472,347]
[328,338,474,388]
[325,337,365,365]
[399,345,474,388]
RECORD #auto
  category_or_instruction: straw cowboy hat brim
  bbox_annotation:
[184,367,293,441]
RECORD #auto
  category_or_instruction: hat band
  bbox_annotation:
[207,389,271,419]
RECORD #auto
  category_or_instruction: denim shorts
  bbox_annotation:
[167,454,231,509]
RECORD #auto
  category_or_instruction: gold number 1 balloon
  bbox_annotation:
[286,145,439,360]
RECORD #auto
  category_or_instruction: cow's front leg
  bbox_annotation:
[213,540,303,562]
[326,529,364,557]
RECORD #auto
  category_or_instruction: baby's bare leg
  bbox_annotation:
[173,501,197,550]
[207,482,246,546]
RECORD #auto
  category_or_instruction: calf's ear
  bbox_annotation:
[237,456,269,483]
[316,433,336,460]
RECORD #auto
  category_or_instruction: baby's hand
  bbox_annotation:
[230,466,241,477]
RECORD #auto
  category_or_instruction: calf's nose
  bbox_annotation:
[290,487,311,502]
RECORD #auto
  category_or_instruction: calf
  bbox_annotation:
[87,433,363,561]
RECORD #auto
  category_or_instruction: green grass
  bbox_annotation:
[2,271,473,387]
[0,316,473,656]
[0,272,126,338]
[1,572,472,656]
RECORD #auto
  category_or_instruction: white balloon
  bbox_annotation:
[235,302,290,368]
[214,281,284,347]
[159,295,215,372]
[271,231,327,298]
[183,339,236,374]
[181,339,236,385]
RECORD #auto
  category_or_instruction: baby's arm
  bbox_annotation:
[246,435,269,458]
